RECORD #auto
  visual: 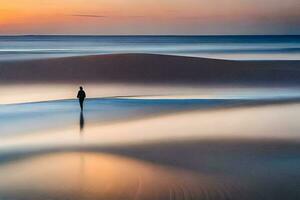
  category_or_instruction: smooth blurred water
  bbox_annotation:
[0,98,245,137]
[0,35,300,61]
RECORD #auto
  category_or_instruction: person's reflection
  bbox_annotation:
[80,111,85,136]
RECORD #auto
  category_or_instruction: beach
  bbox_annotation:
[0,53,300,199]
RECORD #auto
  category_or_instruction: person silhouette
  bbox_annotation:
[77,86,86,111]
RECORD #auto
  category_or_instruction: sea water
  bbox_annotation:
[0,35,299,61]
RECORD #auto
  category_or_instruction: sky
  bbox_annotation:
[0,0,299,35]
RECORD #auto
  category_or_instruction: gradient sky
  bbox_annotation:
[0,0,299,35]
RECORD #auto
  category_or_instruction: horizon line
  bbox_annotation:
[0,34,300,37]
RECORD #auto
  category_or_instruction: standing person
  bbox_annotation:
[77,86,86,111]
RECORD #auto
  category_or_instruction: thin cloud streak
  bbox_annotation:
[69,14,145,18]
[71,14,107,18]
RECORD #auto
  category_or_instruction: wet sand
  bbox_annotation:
[0,152,238,200]
[0,140,299,200]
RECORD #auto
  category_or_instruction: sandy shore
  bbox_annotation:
[0,53,300,85]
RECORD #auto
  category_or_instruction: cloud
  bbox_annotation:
[70,14,107,18]
[126,16,145,18]
[70,14,148,19]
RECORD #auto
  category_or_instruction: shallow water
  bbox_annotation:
[0,98,246,137]
[1,96,300,151]
[1,84,300,149]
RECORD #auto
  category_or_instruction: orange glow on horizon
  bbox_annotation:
[0,0,299,34]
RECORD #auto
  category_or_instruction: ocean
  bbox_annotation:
[0,35,299,61]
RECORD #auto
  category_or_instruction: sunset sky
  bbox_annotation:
[0,0,299,35]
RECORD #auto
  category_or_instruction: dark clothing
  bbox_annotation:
[77,90,86,100]
[77,90,86,110]
[79,98,84,110]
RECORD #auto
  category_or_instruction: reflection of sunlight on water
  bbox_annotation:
[0,152,225,200]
